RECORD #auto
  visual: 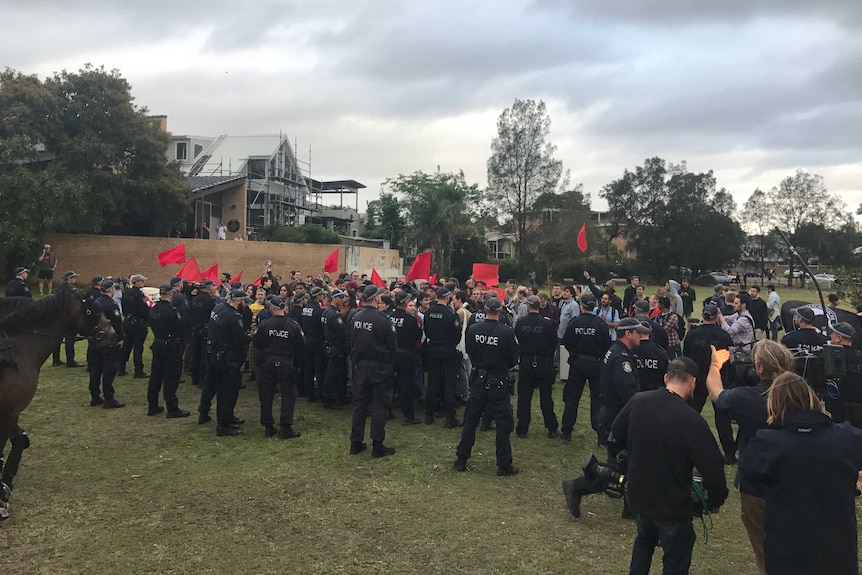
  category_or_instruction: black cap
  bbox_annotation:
[633,299,650,313]
[159,284,173,294]
[526,295,541,309]
[229,289,253,303]
[616,317,650,334]
[99,279,115,292]
[668,357,699,379]
[702,304,719,320]
[829,322,856,339]
[395,290,413,305]
[230,281,243,290]
[657,296,671,309]
[485,297,503,312]
[579,294,596,307]
[436,287,451,299]
[362,285,386,300]
[793,307,816,323]
[714,284,725,293]
[309,287,324,298]
[201,279,217,287]
[266,296,286,310]
[92,275,104,285]
[63,271,79,280]
[15,266,29,275]
[633,314,652,329]
[170,276,184,286]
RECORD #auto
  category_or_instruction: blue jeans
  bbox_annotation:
[629,515,695,575]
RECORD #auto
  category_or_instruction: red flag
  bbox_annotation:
[143,293,154,308]
[252,277,262,287]
[491,287,507,300]
[323,248,339,274]
[157,244,185,267]
[406,251,431,281]
[429,273,438,285]
[177,258,201,282]
[371,269,386,288]
[472,263,499,287]
[201,264,219,282]
[577,222,588,253]
[233,271,243,284]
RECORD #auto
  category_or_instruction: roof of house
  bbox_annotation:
[202,135,290,174]
[186,175,246,200]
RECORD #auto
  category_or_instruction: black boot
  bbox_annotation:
[278,426,301,439]
[350,441,368,455]
[371,441,395,458]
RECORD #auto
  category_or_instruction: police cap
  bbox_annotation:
[266,295,286,310]
[229,289,253,303]
[485,298,503,312]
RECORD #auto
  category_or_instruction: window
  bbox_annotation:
[248,159,267,179]
[176,142,187,160]
[194,144,203,158]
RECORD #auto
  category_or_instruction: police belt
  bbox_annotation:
[470,368,508,386]
[520,353,554,367]
[574,353,603,361]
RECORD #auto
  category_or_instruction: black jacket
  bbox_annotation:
[612,389,728,521]
[740,411,862,575]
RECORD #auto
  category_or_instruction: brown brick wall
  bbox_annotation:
[43,233,342,286]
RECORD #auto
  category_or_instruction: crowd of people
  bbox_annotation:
[5,263,862,574]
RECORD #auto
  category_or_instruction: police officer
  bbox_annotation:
[824,322,862,426]
[682,304,738,463]
[454,298,520,476]
[631,314,669,392]
[596,318,649,443]
[207,289,254,436]
[52,271,84,368]
[119,274,150,378]
[89,279,125,408]
[349,285,398,458]
[514,295,559,438]
[189,279,218,389]
[321,289,349,409]
[300,287,326,401]
[780,306,827,353]
[253,295,305,438]
[4,267,31,298]
[390,290,423,425]
[146,284,190,418]
[561,294,611,442]
[423,286,462,428]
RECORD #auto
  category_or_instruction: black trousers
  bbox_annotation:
[516,361,558,434]
[302,341,327,401]
[322,350,347,404]
[350,360,393,443]
[425,346,459,420]
[693,377,737,457]
[147,342,182,412]
[214,362,242,428]
[456,381,515,468]
[189,329,207,385]
[197,357,216,415]
[89,348,119,400]
[562,357,602,434]
[120,321,148,373]
[257,356,298,427]
[52,336,76,364]
[393,351,418,420]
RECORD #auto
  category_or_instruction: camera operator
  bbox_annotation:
[780,306,826,353]
[683,305,738,464]
[613,357,728,575]
[707,340,793,575]
[824,322,862,426]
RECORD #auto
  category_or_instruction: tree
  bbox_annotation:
[487,99,563,277]
[363,192,405,250]
[0,65,190,264]
[599,157,743,279]
[530,186,593,279]
[383,169,480,276]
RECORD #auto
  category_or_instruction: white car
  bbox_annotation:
[812,273,837,283]
[709,271,738,284]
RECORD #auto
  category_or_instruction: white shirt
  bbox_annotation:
[767,290,780,320]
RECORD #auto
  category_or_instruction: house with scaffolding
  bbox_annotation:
[156,117,364,239]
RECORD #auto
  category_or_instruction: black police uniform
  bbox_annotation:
[300,298,326,401]
[189,290,216,387]
[514,312,559,437]
[321,305,349,407]
[780,328,827,353]
[4,278,31,298]
[390,307,423,422]
[648,320,669,352]
[147,298,186,415]
[597,339,640,443]
[561,311,612,439]
[207,302,253,432]
[120,285,150,376]
[455,317,520,471]
[825,345,862,426]
[89,294,124,404]
[253,314,305,431]
[349,305,398,450]
[632,340,669,392]
[423,301,462,425]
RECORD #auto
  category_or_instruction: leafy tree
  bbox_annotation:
[384,169,480,276]
[529,186,593,279]
[363,192,405,250]
[487,98,563,276]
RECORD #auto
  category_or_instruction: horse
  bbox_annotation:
[0,284,100,521]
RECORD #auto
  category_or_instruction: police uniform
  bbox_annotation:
[349,293,398,456]
[189,287,217,387]
[206,294,254,434]
[780,328,827,353]
[89,288,125,407]
[321,300,349,407]
[390,301,423,423]
[300,294,326,401]
[422,292,462,426]
[597,339,640,443]
[632,340,669,392]
[120,283,150,377]
[561,300,612,440]
[4,276,31,298]
[454,305,520,474]
[514,305,559,437]
[146,291,187,417]
[253,302,305,435]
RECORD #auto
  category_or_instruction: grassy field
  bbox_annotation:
[0,287,852,574]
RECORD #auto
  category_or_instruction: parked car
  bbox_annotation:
[743,269,761,277]
[812,273,837,283]
[709,271,738,284]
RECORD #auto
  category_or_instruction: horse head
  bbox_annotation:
[63,285,100,338]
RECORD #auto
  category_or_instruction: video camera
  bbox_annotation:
[790,344,846,401]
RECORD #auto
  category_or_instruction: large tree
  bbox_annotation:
[383,169,480,275]
[487,98,563,276]
[363,192,405,251]
[0,65,190,262]
[530,186,593,279]
[600,157,743,278]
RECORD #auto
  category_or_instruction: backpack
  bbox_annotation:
[675,312,686,340]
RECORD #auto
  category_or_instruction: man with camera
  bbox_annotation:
[614,357,728,575]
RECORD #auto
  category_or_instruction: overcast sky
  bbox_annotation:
[3,0,862,215]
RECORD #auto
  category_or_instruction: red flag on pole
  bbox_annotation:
[370,269,386,288]
[201,264,219,282]
[406,251,432,281]
[429,273,438,286]
[233,271,243,284]
[157,244,185,267]
[472,263,499,287]
[177,258,202,282]
[252,277,261,287]
[577,222,588,253]
[323,248,339,274]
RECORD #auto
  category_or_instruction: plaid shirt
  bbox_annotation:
[655,311,680,348]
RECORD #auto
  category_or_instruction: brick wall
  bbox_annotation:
[43,233,341,286]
